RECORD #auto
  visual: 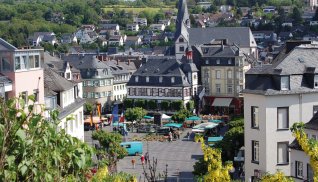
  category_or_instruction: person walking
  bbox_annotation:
[140,154,145,165]
[168,131,173,142]
[131,158,136,169]
[145,152,149,165]
[187,132,190,141]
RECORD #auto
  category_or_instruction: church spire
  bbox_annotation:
[175,0,190,40]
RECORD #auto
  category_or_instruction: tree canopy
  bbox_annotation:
[0,96,94,181]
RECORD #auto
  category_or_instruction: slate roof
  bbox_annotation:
[44,68,76,92]
[104,60,130,75]
[188,27,254,47]
[58,98,85,119]
[44,52,80,73]
[247,45,318,75]
[243,44,318,95]
[195,43,238,57]
[0,38,17,51]
[127,56,192,87]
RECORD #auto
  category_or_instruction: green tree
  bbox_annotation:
[291,7,303,25]
[0,96,94,181]
[160,100,170,111]
[186,100,194,112]
[171,100,184,111]
[124,107,147,122]
[171,109,191,123]
[135,99,146,108]
[214,117,244,162]
[147,100,157,110]
[124,98,134,109]
[92,130,128,173]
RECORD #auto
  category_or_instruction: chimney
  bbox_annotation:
[128,59,131,65]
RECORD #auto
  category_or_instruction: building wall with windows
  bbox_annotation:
[58,107,84,141]
[243,43,318,181]
[0,39,44,111]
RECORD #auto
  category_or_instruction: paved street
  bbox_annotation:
[84,127,203,182]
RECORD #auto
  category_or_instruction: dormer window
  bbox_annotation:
[171,77,175,83]
[205,60,209,64]
[135,76,139,82]
[216,59,220,64]
[314,75,318,88]
[159,76,163,83]
[281,76,289,90]
[179,38,184,42]
[228,59,232,64]
[146,76,149,82]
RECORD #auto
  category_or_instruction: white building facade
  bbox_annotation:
[243,43,318,181]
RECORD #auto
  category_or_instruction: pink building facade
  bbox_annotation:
[0,38,44,107]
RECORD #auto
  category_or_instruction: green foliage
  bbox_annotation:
[160,100,170,111]
[0,97,94,181]
[186,100,195,111]
[147,100,157,110]
[124,107,147,122]
[171,109,191,123]
[124,98,134,109]
[214,117,244,162]
[170,100,184,111]
[291,7,303,25]
[193,158,209,176]
[92,130,127,170]
[93,171,137,182]
[135,99,146,108]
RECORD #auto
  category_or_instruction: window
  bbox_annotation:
[216,59,220,64]
[315,75,318,88]
[171,77,175,83]
[227,85,233,93]
[87,81,92,86]
[205,60,209,64]
[100,80,105,86]
[146,76,149,82]
[159,76,163,83]
[216,70,221,79]
[227,70,232,79]
[179,38,184,42]
[252,140,259,163]
[251,106,259,128]
[83,92,87,98]
[179,46,184,52]
[15,56,21,70]
[1,57,10,71]
[69,120,73,133]
[281,76,290,90]
[135,76,139,82]
[277,107,289,129]
[277,142,289,164]
[228,59,232,64]
[216,84,221,94]
[29,55,40,68]
[74,114,78,129]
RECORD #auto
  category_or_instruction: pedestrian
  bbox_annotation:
[177,129,180,139]
[140,155,145,165]
[187,132,190,141]
[168,131,173,142]
[145,152,149,164]
[131,158,136,169]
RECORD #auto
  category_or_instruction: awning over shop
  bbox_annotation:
[212,98,232,107]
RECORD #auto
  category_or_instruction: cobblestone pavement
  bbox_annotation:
[85,126,203,182]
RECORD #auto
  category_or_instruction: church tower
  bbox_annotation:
[175,0,190,60]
